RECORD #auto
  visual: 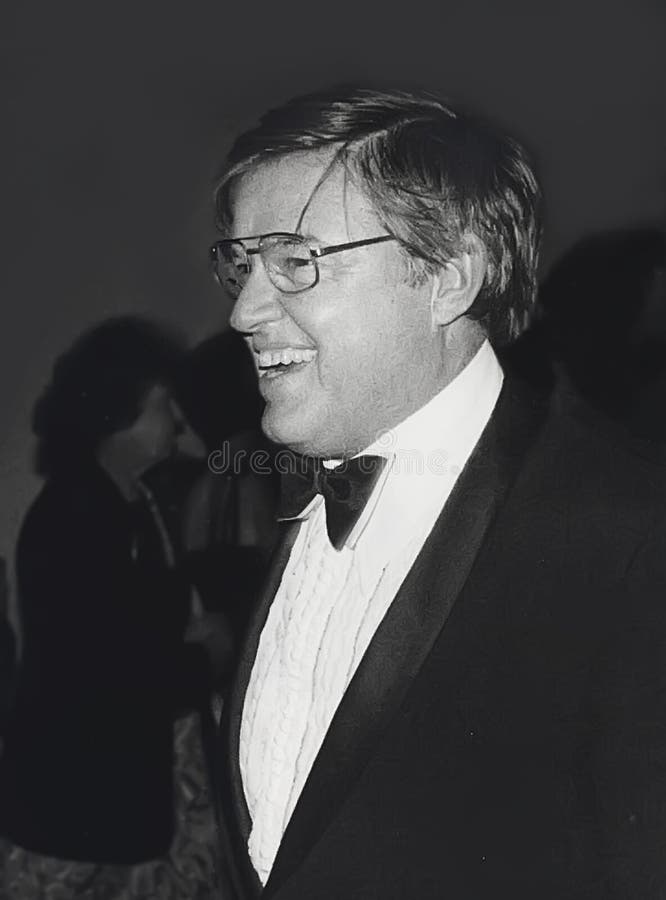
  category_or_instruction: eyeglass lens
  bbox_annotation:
[216,236,316,297]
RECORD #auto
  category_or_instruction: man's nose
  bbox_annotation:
[229,264,284,335]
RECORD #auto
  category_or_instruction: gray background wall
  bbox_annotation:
[1,0,665,561]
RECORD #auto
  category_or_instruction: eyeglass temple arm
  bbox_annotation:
[210,243,262,258]
[313,235,396,258]
[210,235,395,260]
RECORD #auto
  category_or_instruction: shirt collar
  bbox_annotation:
[346,339,504,549]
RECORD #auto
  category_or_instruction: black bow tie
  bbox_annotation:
[278,453,388,550]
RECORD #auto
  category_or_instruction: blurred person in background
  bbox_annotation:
[0,317,226,899]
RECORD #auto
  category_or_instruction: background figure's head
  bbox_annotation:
[214,85,542,457]
[539,226,666,418]
[173,329,265,453]
[33,316,186,480]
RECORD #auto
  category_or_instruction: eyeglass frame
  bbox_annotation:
[209,232,397,297]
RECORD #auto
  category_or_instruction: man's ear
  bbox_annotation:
[429,234,488,327]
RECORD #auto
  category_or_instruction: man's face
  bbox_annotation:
[228,151,447,458]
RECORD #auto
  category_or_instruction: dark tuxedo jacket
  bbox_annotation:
[215,380,666,899]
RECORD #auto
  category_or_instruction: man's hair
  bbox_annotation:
[215,85,542,345]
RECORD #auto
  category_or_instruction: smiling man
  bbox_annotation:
[209,87,666,899]
[225,148,487,458]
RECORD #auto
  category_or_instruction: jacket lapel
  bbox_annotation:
[263,381,549,896]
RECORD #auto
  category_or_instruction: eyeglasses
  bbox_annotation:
[209,232,396,298]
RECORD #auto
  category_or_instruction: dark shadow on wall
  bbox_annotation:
[502,225,666,444]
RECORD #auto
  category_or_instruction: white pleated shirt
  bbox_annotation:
[239,340,504,884]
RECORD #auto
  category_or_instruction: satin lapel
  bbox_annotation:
[264,381,549,897]
[220,521,301,898]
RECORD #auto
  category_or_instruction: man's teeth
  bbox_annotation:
[257,348,317,368]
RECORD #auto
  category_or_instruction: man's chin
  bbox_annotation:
[262,424,311,456]
[261,411,327,458]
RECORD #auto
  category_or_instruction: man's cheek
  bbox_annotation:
[319,350,366,399]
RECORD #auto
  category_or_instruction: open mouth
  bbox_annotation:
[256,347,317,379]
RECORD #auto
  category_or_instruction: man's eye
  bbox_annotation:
[282,256,312,270]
